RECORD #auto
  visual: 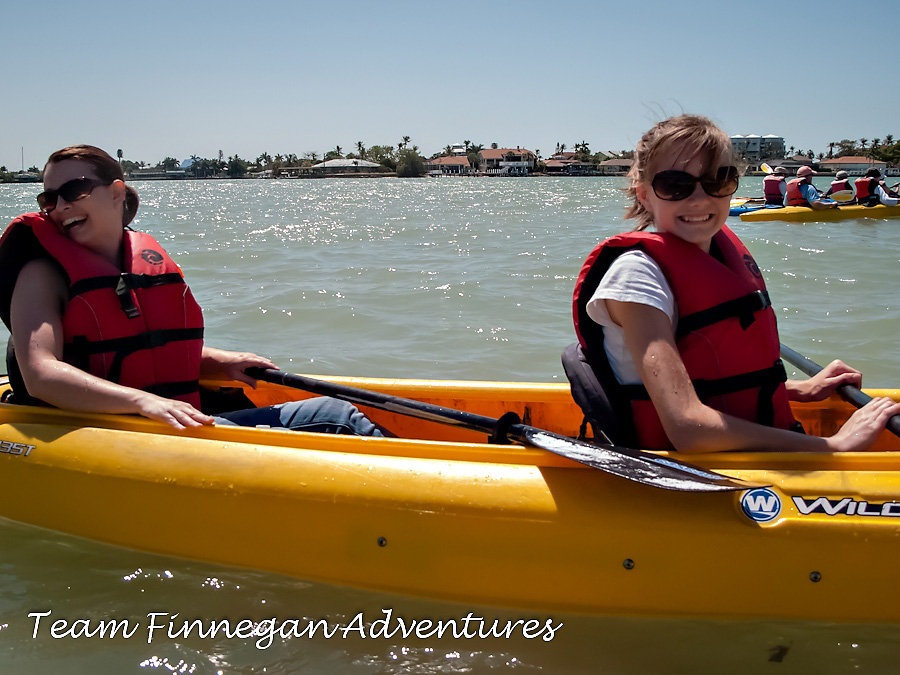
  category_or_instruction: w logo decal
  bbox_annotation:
[740,488,782,522]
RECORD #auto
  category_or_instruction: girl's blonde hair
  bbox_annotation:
[624,115,736,230]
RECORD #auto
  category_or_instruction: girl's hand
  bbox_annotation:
[202,348,277,388]
[789,359,862,402]
[135,393,215,430]
[827,397,900,452]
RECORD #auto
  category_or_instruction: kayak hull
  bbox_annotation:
[3,376,900,622]
[740,203,900,222]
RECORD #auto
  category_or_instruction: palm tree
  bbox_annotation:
[401,136,411,149]
[885,134,895,146]
[334,145,343,158]
[256,152,272,168]
[859,138,868,154]
[827,142,835,158]
[464,140,471,153]
[356,141,366,160]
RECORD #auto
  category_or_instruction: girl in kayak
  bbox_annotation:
[570,114,900,452]
[0,145,383,435]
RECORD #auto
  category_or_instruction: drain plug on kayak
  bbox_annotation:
[378,537,387,547]
[623,559,634,570]
[810,571,821,582]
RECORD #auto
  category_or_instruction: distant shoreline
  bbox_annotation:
[0,169,857,186]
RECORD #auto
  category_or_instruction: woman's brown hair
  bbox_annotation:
[45,145,140,226]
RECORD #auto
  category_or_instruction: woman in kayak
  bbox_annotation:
[570,114,900,453]
[0,145,383,435]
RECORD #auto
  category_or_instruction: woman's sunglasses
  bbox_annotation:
[651,166,739,201]
[37,177,111,214]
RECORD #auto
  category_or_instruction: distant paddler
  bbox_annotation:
[855,168,900,207]
[762,165,789,205]
[785,165,838,210]
[824,170,856,204]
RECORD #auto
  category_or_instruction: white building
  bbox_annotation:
[731,134,785,162]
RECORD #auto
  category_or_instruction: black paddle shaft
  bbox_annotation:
[780,344,900,438]
[246,368,754,493]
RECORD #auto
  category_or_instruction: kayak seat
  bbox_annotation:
[199,385,258,414]
[561,342,623,445]
[4,336,41,406]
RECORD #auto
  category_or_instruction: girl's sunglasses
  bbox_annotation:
[37,177,111,214]
[651,166,739,201]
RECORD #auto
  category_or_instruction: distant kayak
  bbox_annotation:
[729,204,766,216]
[741,203,900,223]
[729,197,767,217]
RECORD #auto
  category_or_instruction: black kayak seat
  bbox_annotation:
[561,342,624,445]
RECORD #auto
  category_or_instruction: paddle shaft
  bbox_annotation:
[246,368,753,492]
[779,344,900,437]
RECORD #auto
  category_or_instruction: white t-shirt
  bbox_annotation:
[876,184,900,207]
[585,250,676,384]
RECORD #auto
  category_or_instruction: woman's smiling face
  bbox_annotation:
[636,141,733,253]
[42,159,125,256]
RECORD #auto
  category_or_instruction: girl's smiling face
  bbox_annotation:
[636,141,733,253]
[42,159,126,259]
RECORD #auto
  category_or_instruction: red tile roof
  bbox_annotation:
[426,156,471,166]
[818,156,884,164]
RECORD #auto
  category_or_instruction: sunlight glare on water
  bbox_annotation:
[2,176,900,673]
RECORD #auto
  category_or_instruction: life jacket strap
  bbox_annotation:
[621,359,788,402]
[676,290,770,337]
[69,273,186,319]
[65,327,204,383]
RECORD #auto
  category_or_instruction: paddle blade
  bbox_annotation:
[760,162,773,174]
[517,427,757,492]
[829,190,854,203]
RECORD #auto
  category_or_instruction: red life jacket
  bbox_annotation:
[572,226,798,450]
[785,178,810,206]
[2,213,204,408]
[829,179,851,193]
[763,175,785,204]
[855,177,879,206]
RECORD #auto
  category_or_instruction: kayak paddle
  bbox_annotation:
[780,343,900,438]
[246,368,755,493]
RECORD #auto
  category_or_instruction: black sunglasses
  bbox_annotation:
[37,177,111,214]
[651,166,740,201]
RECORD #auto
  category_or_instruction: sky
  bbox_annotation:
[2,0,898,170]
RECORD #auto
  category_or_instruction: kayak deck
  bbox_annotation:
[740,203,900,222]
[2,375,900,621]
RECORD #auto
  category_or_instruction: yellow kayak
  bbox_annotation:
[2,374,900,622]
[741,203,900,222]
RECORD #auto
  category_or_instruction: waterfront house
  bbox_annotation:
[544,157,594,175]
[817,156,891,176]
[597,159,633,175]
[425,155,473,176]
[479,148,536,176]
[310,158,386,176]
